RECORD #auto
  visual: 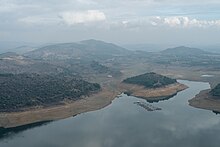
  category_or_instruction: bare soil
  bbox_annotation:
[189,90,220,112]
[0,79,188,128]
[119,82,188,101]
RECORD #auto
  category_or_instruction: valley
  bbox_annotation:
[1,39,220,128]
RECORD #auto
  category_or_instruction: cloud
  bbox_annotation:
[17,10,106,26]
[164,17,182,27]
[60,10,106,25]
[150,16,220,28]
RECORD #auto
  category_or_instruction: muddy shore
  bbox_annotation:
[119,82,188,101]
[0,82,188,128]
[0,87,120,128]
[189,90,220,112]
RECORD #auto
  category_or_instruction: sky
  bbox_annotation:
[1,0,220,45]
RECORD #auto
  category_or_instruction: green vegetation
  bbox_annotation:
[0,74,100,112]
[90,61,109,74]
[210,84,220,97]
[123,72,177,88]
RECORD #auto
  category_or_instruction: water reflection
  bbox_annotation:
[212,110,220,115]
[124,92,177,103]
[0,80,220,147]
[0,121,51,140]
[146,93,177,103]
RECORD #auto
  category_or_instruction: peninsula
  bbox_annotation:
[189,84,220,112]
[120,72,188,101]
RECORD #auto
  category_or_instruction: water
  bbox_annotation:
[1,80,220,147]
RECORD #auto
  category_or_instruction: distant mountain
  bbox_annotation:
[10,46,36,54]
[0,52,20,58]
[161,46,208,56]
[196,45,220,53]
[25,39,130,60]
[122,43,173,52]
[0,41,38,54]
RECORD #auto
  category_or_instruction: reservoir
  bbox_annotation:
[0,80,220,147]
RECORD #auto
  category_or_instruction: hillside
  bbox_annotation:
[161,46,208,56]
[147,46,220,67]
[25,39,130,60]
[0,52,64,75]
[0,73,100,112]
[123,72,177,88]
[210,84,220,97]
[0,52,21,58]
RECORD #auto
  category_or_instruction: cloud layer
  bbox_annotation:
[151,16,220,28]
[1,0,220,44]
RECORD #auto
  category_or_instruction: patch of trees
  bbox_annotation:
[123,72,177,88]
[90,61,109,74]
[210,84,220,97]
[0,73,100,112]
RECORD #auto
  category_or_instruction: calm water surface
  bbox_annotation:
[1,80,220,147]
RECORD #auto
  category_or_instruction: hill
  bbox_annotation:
[161,46,208,56]
[25,39,130,60]
[0,73,100,112]
[150,46,220,67]
[0,53,121,80]
[123,72,177,88]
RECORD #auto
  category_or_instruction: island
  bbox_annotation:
[119,72,188,101]
[189,84,220,112]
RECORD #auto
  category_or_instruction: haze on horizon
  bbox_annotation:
[1,0,220,46]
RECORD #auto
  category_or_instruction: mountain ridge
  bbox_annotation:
[25,39,131,60]
[161,46,209,55]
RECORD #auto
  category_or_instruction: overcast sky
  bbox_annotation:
[1,0,220,45]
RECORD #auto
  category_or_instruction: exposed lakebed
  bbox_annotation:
[1,80,220,147]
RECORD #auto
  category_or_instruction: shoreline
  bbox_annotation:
[189,89,220,112]
[0,87,120,128]
[119,82,188,101]
[0,81,188,128]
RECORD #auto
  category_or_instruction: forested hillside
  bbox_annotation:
[0,74,100,112]
[123,72,177,88]
[210,84,220,97]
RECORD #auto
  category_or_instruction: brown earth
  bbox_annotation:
[0,80,188,128]
[0,87,120,128]
[119,82,188,101]
[189,89,220,112]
